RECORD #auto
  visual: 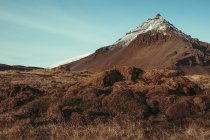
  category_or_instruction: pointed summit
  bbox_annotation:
[114,14,188,47]
[156,13,161,17]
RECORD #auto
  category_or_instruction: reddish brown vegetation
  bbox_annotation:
[0,67,209,139]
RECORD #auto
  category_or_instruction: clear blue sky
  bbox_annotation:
[0,0,210,67]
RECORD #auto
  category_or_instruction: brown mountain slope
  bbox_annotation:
[58,14,210,74]
[60,32,210,73]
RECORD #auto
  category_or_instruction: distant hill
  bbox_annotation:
[0,64,43,71]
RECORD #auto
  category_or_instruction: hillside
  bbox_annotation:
[0,67,209,139]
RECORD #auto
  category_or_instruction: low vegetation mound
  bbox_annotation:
[0,66,209,139]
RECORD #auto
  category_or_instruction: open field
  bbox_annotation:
[1,120,210,140]
[0,67,209,140]
[1,122,145,140]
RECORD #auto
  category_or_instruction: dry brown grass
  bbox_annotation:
[0,69,209,140]
[0,69,93,89]
[0,121,210,140]
[186,75,210,89]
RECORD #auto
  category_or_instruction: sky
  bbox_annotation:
[0,0,210,68]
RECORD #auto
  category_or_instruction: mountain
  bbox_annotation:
[1,14,210,139]
[0,64,43,71]
[59,14,210,74]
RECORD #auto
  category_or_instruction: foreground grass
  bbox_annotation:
[186,74,210,89]
[0,121,210,140]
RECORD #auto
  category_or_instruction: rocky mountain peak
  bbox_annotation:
[113,14,189,47]
[156,13,161,17]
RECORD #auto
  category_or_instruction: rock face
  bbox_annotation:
[58,14,210,74]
